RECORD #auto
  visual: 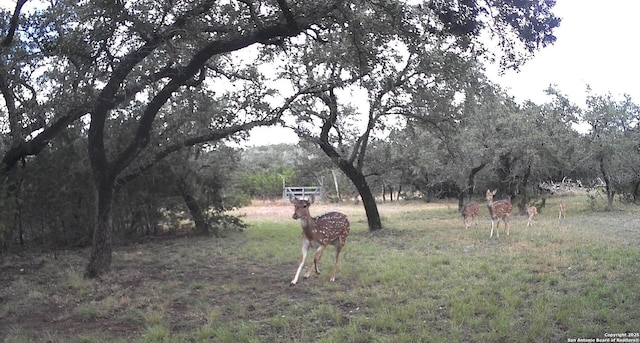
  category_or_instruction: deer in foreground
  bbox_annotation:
[526,204,538,227]
[461,202,480,229]
[485,189,513,238]
[289,196,350,286]
[558,202,567,219]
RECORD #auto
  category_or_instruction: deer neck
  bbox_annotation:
[486,200,496,215]
[298,214,314,229]
[298,215,317,239]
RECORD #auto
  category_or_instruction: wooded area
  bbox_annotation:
[1,0,638,279]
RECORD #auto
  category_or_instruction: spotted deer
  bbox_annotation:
[461,202,480,229]
[289,196,350,286]
[485,189,513,238]
[526,204,538,227]
[558,202,567,219]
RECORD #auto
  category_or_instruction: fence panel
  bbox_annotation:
[283,187,323,200]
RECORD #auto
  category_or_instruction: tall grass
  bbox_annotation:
[1,196,639,342]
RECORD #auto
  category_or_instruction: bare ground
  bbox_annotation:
[0,235,283,340]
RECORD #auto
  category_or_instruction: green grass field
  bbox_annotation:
[1,196,639,342]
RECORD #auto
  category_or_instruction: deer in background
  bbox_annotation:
[485,189,513,238]
[461,202,480,229]
[558,202,567,219]
[289,196,350,286]
[526,204,538,227]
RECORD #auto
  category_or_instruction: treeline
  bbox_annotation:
[4,86,640,253]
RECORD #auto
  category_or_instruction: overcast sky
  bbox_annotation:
[487,0,640,105]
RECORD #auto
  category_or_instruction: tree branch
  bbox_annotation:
[1,105,91,173]
[114,83,322,188]
[1,0,28,47]
[276,0,299,32]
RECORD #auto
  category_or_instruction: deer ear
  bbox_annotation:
[309,195,315,204]
[289,196,297,204]
[492,190,498,195]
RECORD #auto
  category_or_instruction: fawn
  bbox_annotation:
[289,196,350,285]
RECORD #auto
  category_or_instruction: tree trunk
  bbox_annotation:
[466,163,486,200]
[353,177,382,230]
[85,177,114,278]
[316,89,382,231]
[335,160,382,231]
[317,138,382,230]
[331,169,341,202]
[178,179,213,236]
[599,157,615,211]
[517,164,532,214]
[497,153,517,197]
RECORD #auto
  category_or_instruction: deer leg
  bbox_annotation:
[490,219,495,238]
[291,238,310,286]
[505,217,510,236]
[307,245,326,278]
[330,244,344,282]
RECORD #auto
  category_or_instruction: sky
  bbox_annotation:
[486,0,640,106]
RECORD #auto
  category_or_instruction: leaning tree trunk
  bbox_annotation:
[328,155,382,231]
[177,179,213,237]
[347,168,382,231]
[316,89,382,231]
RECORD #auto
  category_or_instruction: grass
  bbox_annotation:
[1,195,639,342]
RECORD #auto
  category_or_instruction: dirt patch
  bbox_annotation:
[0,238,227,340]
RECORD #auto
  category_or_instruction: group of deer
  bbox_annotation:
[287,192,568,286]
[462,190,567,238]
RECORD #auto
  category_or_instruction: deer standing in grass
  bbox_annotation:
[290,196,350,286]
[485,189,513,238]
[558,202,567,219]
[461,202,480,229]
[526,204,538,227]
